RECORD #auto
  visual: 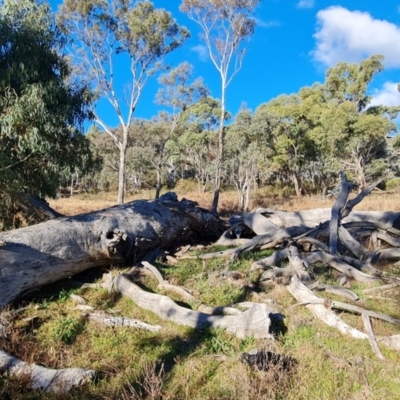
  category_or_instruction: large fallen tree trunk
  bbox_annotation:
[0,193,224,308]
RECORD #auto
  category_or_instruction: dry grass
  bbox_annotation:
[48,188,400,217]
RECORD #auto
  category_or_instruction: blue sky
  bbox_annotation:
[50,0,400,129]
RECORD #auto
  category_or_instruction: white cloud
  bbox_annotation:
[191,45,208,62]
[297,0,314,9]
[312,6,400,68]
[255,18,280,28]
[370,82,400,107]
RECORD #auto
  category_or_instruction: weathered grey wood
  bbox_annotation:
[197,304,242,315]
[216,224,251,246]
[259,244,310,283]
[362,313,385,360]
[304,251,377,283]
[338,226,370,260]
[287,276,368,339]
[370,230,379,250]
[376,230,400,247]
[336,255,379,274]
[329,171,350,255]
[308,282,360,301]
[19,194,63,220]
[325,299,400,325]
[328,172,378,255]
[241,209,400,235]
[288,275,400,351]
[242,210,282,235]
[378,335,400,350]
[189,230,291,260]
[341,179,382,219]
[88,312,162,331]
[375,248,400,261]
[141,261,198,303]
[250,249,290,271]
[245,208,332,231]
[0,350,95,393]
[236,230,291,257]
[363,282,400,294]
[103,273,273,339]
[215,222,250,246]
[297,237,329,253]
[0,191,62,223]
[0,196,224,308]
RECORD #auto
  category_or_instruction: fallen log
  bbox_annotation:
[287,275,400,354]
[0,193,224,308]
[102,273,274,339]
[0,350,95,393]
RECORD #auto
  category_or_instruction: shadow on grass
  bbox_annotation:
[120,287,288,399]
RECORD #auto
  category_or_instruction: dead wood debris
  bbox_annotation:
[179,172,400,357]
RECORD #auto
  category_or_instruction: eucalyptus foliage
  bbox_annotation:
[0,0,93,227]
[254,55,400,195]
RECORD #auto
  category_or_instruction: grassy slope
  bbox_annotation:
[1,189,400,399]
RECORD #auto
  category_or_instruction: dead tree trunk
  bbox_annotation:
[0,193,224,308]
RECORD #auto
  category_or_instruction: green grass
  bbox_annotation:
[2,249,400,400]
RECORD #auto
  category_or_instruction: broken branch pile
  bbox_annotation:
[185,172,400,358]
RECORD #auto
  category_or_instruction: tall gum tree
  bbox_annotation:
[57,0,189,204]
[253,56,400,195]
[180,0,260,213]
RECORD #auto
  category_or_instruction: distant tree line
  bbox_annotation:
[75,54,400,209]
[1,0,400,229]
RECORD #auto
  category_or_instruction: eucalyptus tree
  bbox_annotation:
[180,0,261,213]
[252,56,399,195]
[176,97,229,193]
[0,0,93,227]
[153,62,209,198]
[254,88,318,197]
[225,106,261,210]
[86,121,154,193]
[85,126,119,192]
[316,56,399,190]
[57,0,189,204]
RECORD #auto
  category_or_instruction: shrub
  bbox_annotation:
[386,178,400,190]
